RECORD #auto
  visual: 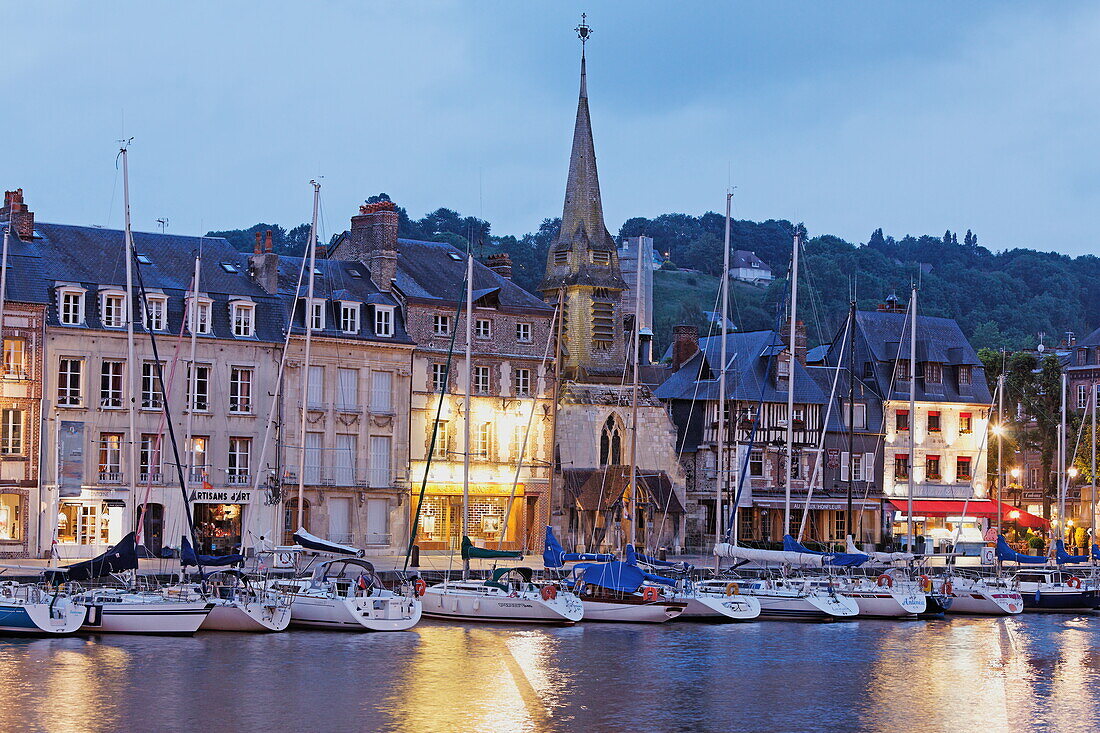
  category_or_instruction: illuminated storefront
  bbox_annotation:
[190,488,253,556]
[413,483,526,551]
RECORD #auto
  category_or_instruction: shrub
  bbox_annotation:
[1028,536,1046,552]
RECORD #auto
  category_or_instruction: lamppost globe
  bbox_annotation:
[1011,468,1021,479]
[1069,467,1080,479]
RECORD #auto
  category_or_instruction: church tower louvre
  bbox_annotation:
[540,18,627,382]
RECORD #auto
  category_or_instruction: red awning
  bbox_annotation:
[888,498,1049,528]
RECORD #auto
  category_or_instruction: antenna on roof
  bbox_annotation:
[156,218,168,234]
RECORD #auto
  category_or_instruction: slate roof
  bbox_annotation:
[731,250,771,272]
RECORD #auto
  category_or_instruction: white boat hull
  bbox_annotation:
[423,586,582,624]
[741,589,859,621]
[0,600,86,635]
[677,594,761,620]
[289,593,422,631]
[847,590,926,618]
[947,589,1024,615]
[202,600,292,632]
[80,599,213,635]
[580,598,683,623]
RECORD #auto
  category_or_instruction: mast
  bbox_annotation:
[906,285,917,554]
[846,301,856,542]
[784,230,800,535]
[184,251,201,489]
[120,146,140,508]
[548,288,564,541]
[1059,371,1067,540]
[1092,380,1097,546]
[462,252,473,576]
[628,231,643,548]
[295,181,320,531]
[997,370,1005,538]
[0,202,10,343]
[717,192,731,557]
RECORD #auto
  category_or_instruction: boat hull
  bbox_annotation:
[422,587,582,624]
[0,601,86,635]
[202,601,292,632]
[580,598,684,623]
[742,590,859,621]
[289,594,422,631]
[947,590,1023,615]
[847,590,925,618]
[80,600,214,635]
[677,594,761,621]
[1021,587,1097,612]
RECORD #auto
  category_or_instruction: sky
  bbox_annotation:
[4,2,1099,255]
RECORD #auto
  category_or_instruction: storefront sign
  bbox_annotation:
[189,489,253,504]
[58,421,85,498]
[427,483,525,497]
[826,449,840,469]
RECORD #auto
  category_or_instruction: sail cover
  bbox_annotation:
[782,535,869,567]
[293,528,364,557]
[995,535,1047,564]
[1054,539,1089,564]
[572,559,675,592]
[542,526,613,568]
[180,536,244,568]
[714,542,829,568]
[44,532,140,584]
[461,535,522,560]
[846,536,913,564]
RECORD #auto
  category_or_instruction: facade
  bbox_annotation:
[730,250,773,285]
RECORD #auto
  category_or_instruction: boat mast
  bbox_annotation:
[628,233,643,548]
[295,181,320,531]
[784,230,800,535]
[717,192,731,558]
[1092,380,1097,549]
[1059,371,1067,541]
[846,300,856,543]
[120,145,140,510]
[184,250,201,491]
[906,284,917,554]
[462,252,473,576]
[997,369,1004,538]
[548,288,564,542]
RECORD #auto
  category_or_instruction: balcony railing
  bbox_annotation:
[98,471,123,484]
[139,472,163,484]
[227,473,251,486]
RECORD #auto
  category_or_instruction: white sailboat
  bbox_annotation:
[276,555,422,631]
[0,582,87,635]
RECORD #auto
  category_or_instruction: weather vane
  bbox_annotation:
[575,13,592,47]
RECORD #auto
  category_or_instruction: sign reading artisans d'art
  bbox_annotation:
[58,421,85,498]
[189,489,254,504]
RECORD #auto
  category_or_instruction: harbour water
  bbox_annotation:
[2,615,1100,732]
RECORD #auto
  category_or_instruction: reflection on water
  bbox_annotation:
[1,617,1099,732]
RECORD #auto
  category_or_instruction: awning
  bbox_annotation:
[888,499,1048,528]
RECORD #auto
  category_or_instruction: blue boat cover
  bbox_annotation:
[1054,540,1090,564]
[782,535,869,567]
[996,535,1047,564]
[44,532,140,584]
[542,526,613,568]
[1093,544,1100,562]
[571,560,676,592]
[180,536,244,568]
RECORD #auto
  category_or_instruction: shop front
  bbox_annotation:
[54,494,128,558]
[0,489,28,558]
[190,487,253,556]
[413,483,525,552]
[887,498,1049,554]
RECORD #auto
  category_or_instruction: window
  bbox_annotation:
[960,412,973,434]
[590,250,611,265]
[749,452,764,477]
[99,433,123,482]
[1078,384,1089,410]
[143,296,167,331]
[843,401,867,430]
[3,338,26,377]
[1078,349,1088,367]
[475,318,492,339]
[957,365,972,386]
[432,314,451,336]
[336,368,358,410]
[924,362,942,384]
[0,493,21,541]
[141,362,162,410]
[600,416,622,466]
[431,363,448,394]
[101,292,125,328]
[229,367,252,413]
[187,364,210,411]
[514,368,532,396]
[863,362,874,379]
[791,407,805,427]
[926,455,942,480]
[370,370,393,412]
[896,410,909,432]
[369,435,392,487]
[59,289,85,326]
[473,365,491,394]
[0,409,23,455]
[95,360,121,409]
[927,411,941,433]
[516,323,532,343]
[475,422,493,460]
[339,303,360,333]
[554,250,569,266]
[592,301,613,349]
[187,298,212,335]
[334,434,357,484]
[283,498,311,543]
[894,455,909,480]
[431,421,449,460]
[140,435,162,483]
[231,302,255,338]
[304,432,323,484]
[189,436,208,482]
[777,355,791,379]
[307,365,324,408]
[136,254,152,265]
[956,456,972,481]
[228,437,251,484]
[851,453,862,482]
[58,358,83,407]
[374,306,394,337]
[896,360,910,381]
[309,300,326,331]
[833,511,847,540]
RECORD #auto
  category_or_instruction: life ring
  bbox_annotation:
[918,575,932,593]
[876,574,894,588]
[540,584,558,601]
[641,586,660,602]
[413,578,427,597]
[725,582,740,596]
[1067,576,1083,589]
[942,581,953,597]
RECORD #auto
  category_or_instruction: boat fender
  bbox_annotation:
[919,575,932,593]
[942,580,953,597]
[1067,576,1083,589]
[413,578,427,597]
[641,586,660,602]
[725,582,740,596]
[541,584,558,601]
[876,574,894,588]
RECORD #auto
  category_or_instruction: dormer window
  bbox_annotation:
[57,287,86,326]
[339,302,360,334]
[957,365,972,386]
[374,305,394,338]
[230,300,255,338]
[142,295,168,331]
[777,353,791,378]
[924,362,942,384]
[308,299,326,331]
[100,291,126,328]
[1077,348,1088,366]
[186,296,213,335]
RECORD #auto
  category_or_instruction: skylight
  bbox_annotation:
[447,252,463,261]
[220,263,239,273]
[136,254,152,265]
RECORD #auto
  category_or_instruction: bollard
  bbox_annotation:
[411,544,421,568]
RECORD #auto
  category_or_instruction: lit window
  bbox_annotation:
[229,367,252,413]
[58,358,83,407]
[340,303,360,333]
[1,409,23,455]
[432,314,451,336]
[228,437,251,483]
[3,338,26,378]
[143,296,168,331]
[98,433,123,481]
[473,365,491,394]
[927,411,941,433]
[100,361,123,408]
[959,412,973,434]
[476,422,493,460]
[189,436,208,482]
[141,362,162,410]
[516,323,531,343]
[231,301,255,338]
[513,368,531,396]
[957,456,972,481]
[475,319,492,339]
[101,292,126,328]
[374,306,394,337]
[0,493,21,540]
[58,288,85,326]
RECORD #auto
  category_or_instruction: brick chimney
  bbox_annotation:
[1,189,34,241]
[249,228,279,295]
[253,231,262,255]
[671,325,699,371]
[485,253,512,280]
[780,319,808,365]
[348,201,399,292]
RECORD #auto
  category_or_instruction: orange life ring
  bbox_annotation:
[540,584,558,601]
[918,575,932,593]
[876,574,894,588]
[942,580,954,597]
[641,586,660,602]
[1067,576,1083,589]
[413,578,427,597]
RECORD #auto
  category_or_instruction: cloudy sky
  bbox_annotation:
[4,2,1098,254]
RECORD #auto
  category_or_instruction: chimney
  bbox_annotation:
[781,319,808,365]
[485,253,512,280]
[1,189,34,241]
[880,292,903,313]
[671,325,699,371]
[1066,331,1077,348]
[265,229,274,253]
[249,232,279,295]
[316,242,327,259]
[349,201,399,291]
[253,231,262,255]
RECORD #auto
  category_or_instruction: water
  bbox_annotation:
[2,616,1099,732]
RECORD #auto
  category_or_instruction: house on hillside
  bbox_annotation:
[730,250,773,285]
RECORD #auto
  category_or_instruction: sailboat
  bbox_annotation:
[0,582,86,635]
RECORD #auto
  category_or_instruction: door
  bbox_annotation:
[366,498,389,546]
[138,503,164,556]
[328,497,351,545]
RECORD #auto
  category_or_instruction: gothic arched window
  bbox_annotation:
[600,415,622,466]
